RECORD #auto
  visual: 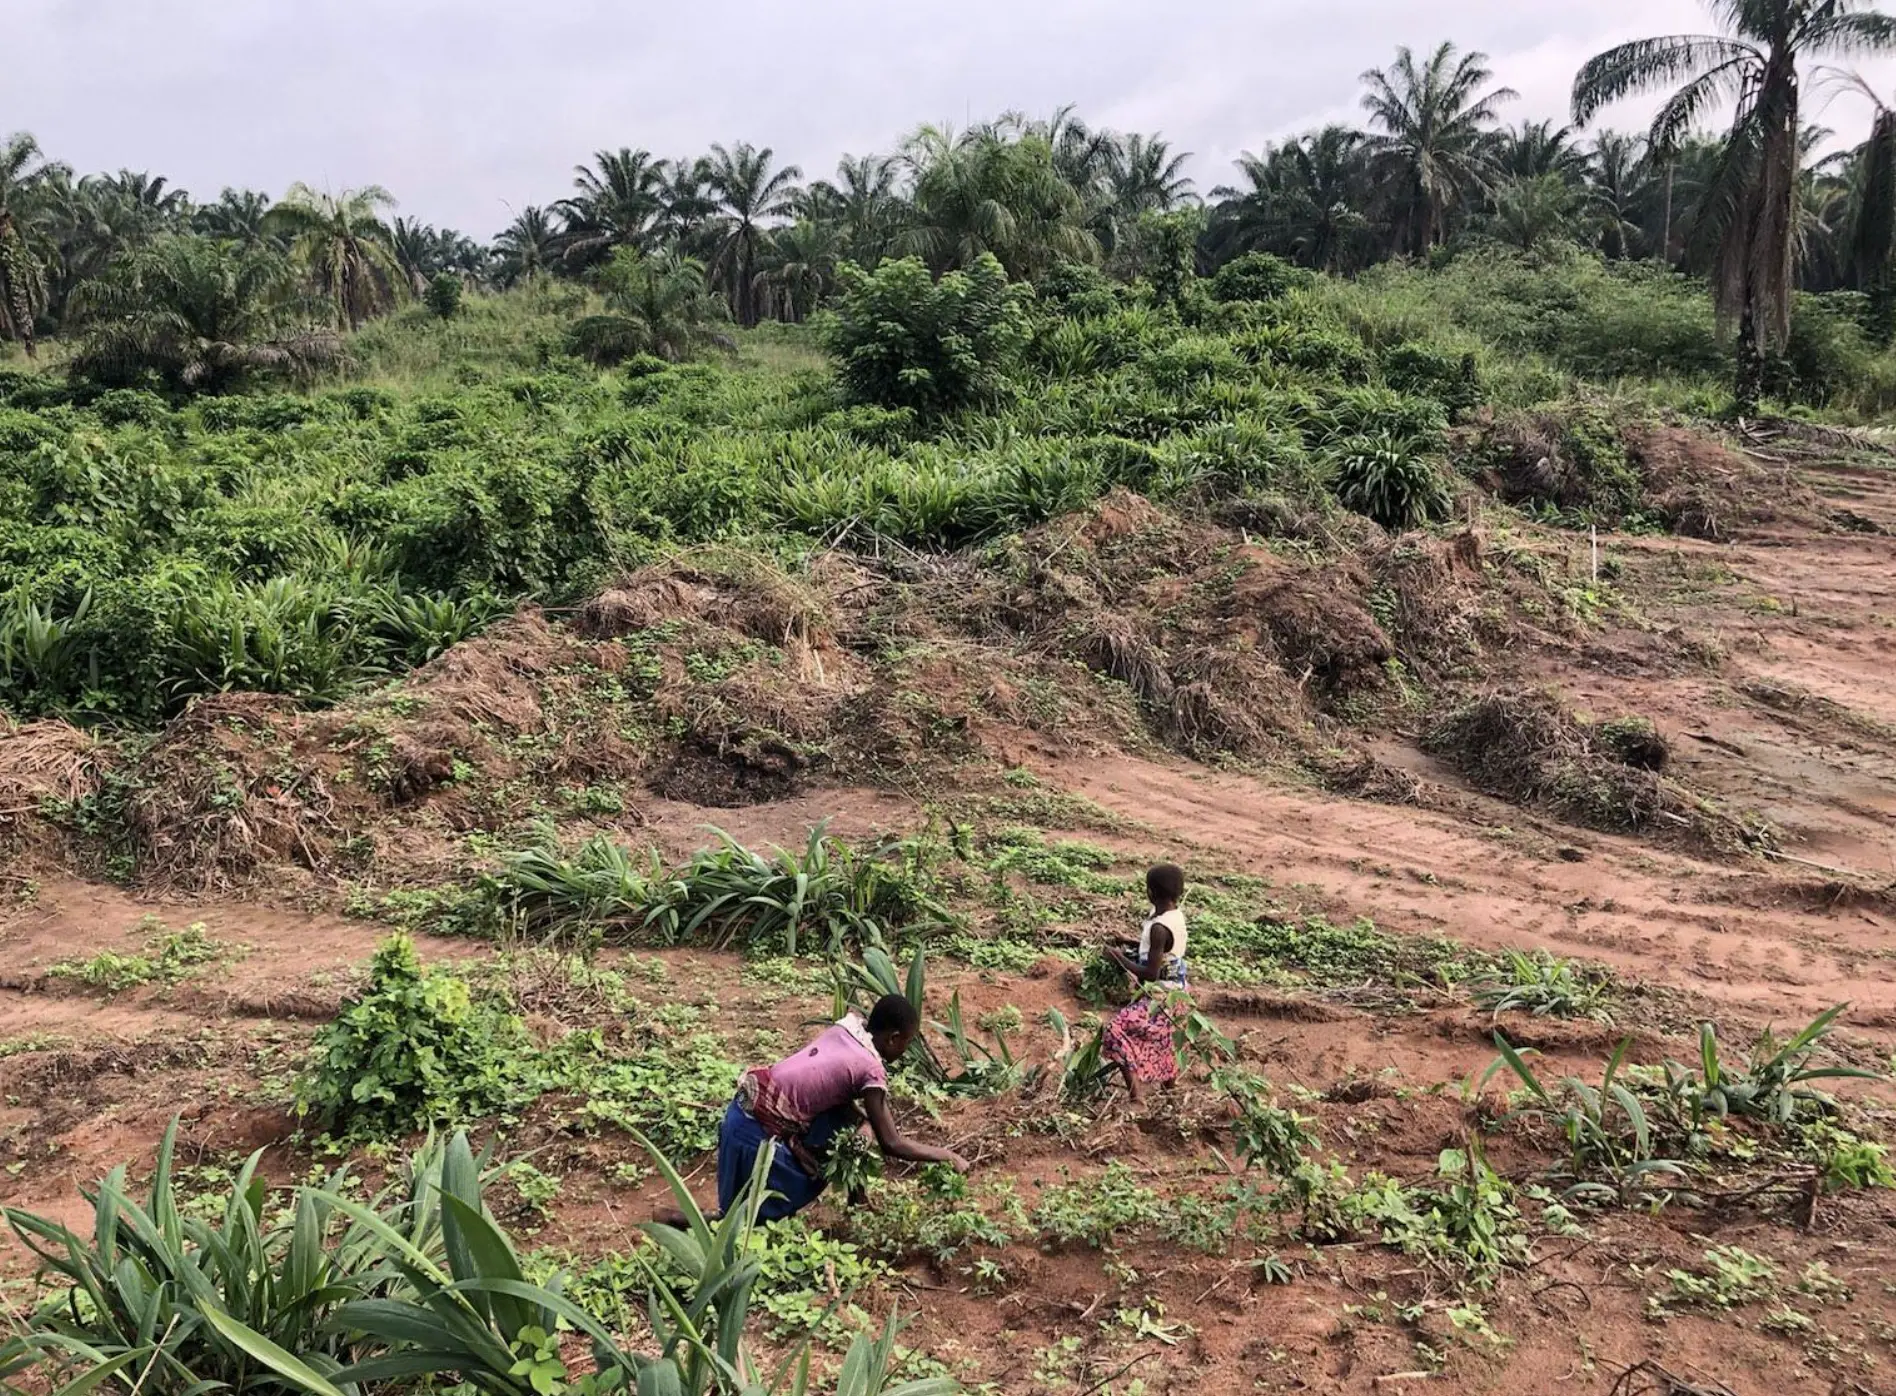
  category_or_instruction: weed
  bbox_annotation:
[1650,1245,1777,1316]
[1486,1035,1685,1202]
[47,921,225,992]
[1472,948,1613,1021]
[1661,1005,1880,1130]
[1032,1164,1159,1249]
[1214,1067,1319,1176]
[823,1127,885,1199]
[296,933,533,1136]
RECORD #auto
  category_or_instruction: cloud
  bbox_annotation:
[13,0,1896,232]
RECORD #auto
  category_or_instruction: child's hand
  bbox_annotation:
[946,1151,972,1175]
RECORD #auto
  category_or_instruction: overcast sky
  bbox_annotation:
[15,0,1896,237]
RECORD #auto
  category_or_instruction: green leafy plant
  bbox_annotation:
[823,1127,886,1199]
[1663,1005,1881,1129]
[1328,430,1451,531]
[1485,1034,1685,1202]
[2,1118,453,1396]
[825,254,1031,419]
[1472,949,1612,1021]
[48,922,225,992]
[1212,1068,1318,1176]
[296,933,532,1137]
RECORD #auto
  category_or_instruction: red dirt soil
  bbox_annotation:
[5,450,1896,1394]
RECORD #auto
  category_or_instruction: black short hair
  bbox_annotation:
[1147,863,1185,904]
[868,993,921,1037]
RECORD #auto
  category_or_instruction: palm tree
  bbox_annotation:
[806,154,905,267]
[67,233,337,389]
[1030,105,1123,201]
[1361,42,1518,255]
[1495,120,1592,181]
[1209,128,1373,272]
[194,189,275,249]
[391,217,439,295]
[1586,131,1653,258]
[265,183,405,330]
[559,148,666,270]
[706,142,802,326]
[655,157,722,252]
[492,206,558,287]
[755,219,844,321]
[1574,0,1896,406]
[903,127,1098,279]
[1109,135,1196,222]
[1821,71,1896,334]
[1487,173,1587,250]
[99,171,190,232]
[571,247,730,362]
[0,132,62,357]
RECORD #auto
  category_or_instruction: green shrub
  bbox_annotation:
[1329,431,1452,531]
[296,933,532,1136]
[1208,252,1309,304]
[825,253,1032,418]
[424,272,463,320]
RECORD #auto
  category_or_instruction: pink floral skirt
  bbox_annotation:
[1103,996,1179,1084]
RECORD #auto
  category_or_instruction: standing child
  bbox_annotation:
[1102,863,1188,1102]
[660,993,969,1226]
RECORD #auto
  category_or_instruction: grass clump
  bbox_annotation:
[1191,911,1492,993]
[1472,948,1614,1021]
[487,824,956,957]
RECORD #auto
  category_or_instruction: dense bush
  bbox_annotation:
[297,933,532,1136]
[1208,252,1309,304]
[825,254,1032,417]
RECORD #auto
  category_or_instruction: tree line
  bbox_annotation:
[5,3,1896,404]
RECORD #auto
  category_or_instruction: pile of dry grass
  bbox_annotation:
[1426,688,1770,855]
[1631,425,1828,542]
[0,717,106,822]
[126,694,338,893]
[577,548,830,648]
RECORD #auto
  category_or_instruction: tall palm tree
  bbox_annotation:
[1574,0,1896,405]
[492,206,558,287]
[1209,128,1374,272]
[99,171,190,231]
[1496,120,1592,181]
[67,233,337,389]
[807,154,904,267]
[558,148,666,270]
[265,183,405,330]
[194,188,275,249]
[903,127,1098,279]
[1110,135,1196,217]
[706,142,802,326]
[1823,71,1896,334]
[1360,42,1518,255]
[756,219,845,321]
[0,132,62,357]
[655,157,722,252]
[1586,131,1653,258]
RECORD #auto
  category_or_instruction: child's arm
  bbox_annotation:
[861,1089,970,1171]
[1109,923,1173,983]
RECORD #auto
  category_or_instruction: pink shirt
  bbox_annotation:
[764,1020,888,1124]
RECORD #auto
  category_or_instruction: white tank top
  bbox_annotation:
[1138,908,1187,966]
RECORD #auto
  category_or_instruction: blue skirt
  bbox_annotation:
[715,1097,858,1221]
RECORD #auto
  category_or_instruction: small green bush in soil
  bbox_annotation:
[296,932,532,1136]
